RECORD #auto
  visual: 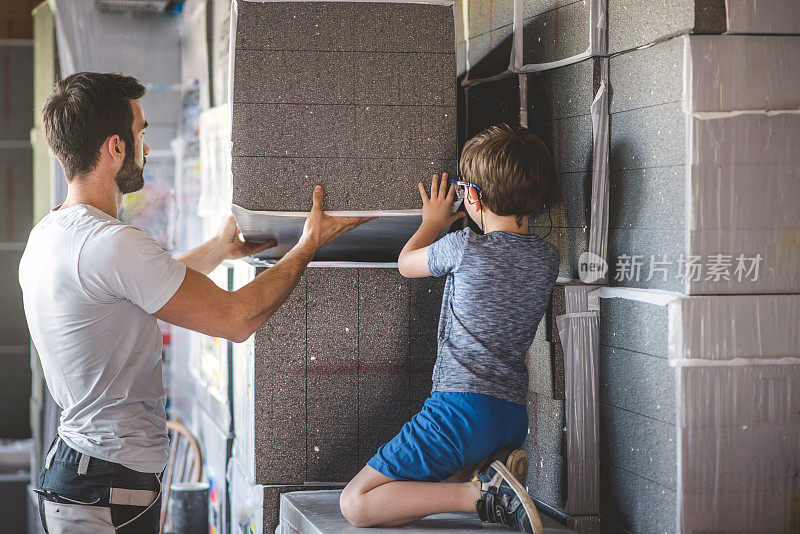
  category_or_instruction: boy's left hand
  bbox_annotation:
[419,173,465,231]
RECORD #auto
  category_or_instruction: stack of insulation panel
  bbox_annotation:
[228,2,455,531]
[461,1,800,533]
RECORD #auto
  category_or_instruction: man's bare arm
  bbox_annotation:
[177,215,276,275]
[155,186,372,341]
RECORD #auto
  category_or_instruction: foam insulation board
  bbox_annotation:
[234,265,443,485]
[608,35,800,294]
[0,44,34,140]
[595,291,800,533]
[279,489,578,533]
[724,0,800,34]
[232,1,457,212]
[607,0,726,54]
[525,392,567,510]
[521,0,592,66]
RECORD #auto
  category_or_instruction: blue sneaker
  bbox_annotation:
[475,460,543,534]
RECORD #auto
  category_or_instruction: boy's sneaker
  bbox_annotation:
[475,460,543,534]
[476,445,529,483]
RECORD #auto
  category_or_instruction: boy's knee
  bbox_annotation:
[339,485,370,527]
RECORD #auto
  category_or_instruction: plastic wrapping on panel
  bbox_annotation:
[667,295,800,364]
[724,0,800,34]
[676,363,800,533]
[593,289,800,531]
[555,311,599,515]
[586,59,609,284]
[463,0,607,87]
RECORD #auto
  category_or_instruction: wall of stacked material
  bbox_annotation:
[228,2,455,532]
[461,1,800,533]
[597,1,800,531]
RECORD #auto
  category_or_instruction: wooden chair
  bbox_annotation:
[160,420,203,534]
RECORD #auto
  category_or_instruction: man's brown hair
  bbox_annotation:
[459,124,551,225]
[42,72,146,180]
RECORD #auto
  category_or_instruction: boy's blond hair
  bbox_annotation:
[459,124,551,225]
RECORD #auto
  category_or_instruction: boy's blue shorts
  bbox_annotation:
[367,391,528,482]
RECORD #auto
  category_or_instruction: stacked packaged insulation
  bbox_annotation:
[229,262,443,532]
[596,1,800,532]
[593,290,800,533]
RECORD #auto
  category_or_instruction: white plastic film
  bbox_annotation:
[587,59,609,279]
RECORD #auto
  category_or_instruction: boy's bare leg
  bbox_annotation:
[442,459,483,483]
[340,465,481,528]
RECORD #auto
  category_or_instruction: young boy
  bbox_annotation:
[340,124,560,533]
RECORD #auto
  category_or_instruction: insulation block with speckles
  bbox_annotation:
[242,266,443,485]
[607,35,800,293]
[608,0,726,54]
[524,392,567,510]
[232,1,457,212]
[596,293,800,533]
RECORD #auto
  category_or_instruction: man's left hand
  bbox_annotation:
[216,215,277,260]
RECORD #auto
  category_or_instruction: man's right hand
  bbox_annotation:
[298,185,374,252]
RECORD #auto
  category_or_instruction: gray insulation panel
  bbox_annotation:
[232,1,457,212]
[607,0,726,54]
[246,267,443,484]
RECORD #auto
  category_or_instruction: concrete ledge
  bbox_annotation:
[279,490,577,533]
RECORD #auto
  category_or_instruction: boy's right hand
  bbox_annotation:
[298,185,374,251]
[419,173,465,231]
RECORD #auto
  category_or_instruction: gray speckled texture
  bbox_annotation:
[466,75,519,137]
[607,228,684,292]
[530,172,591,229]
[524,392,567,510]
[235,51,456,107]
[306,269,359,482]
[522,1,592,66]
[247,267,442,484]
[233,1,456,212]
[609,102,685,172]
[528,57,602,121]
[528,339,554,398]
[599,404,677,490]
[232,157,455,212]
[608,167,684,231]
[598,298,669,358]
[236,1,453,53]
[600,465,676,534]
[607,0,726,54]
[608,36,683,114]
[466,24,514,79]
[599,345,675,425]
[232,103,456,159]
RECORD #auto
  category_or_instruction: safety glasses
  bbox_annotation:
[450,176,482,205]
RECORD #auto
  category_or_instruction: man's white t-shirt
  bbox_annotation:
[19,204,186,473]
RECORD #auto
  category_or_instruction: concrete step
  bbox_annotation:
[278,490,577,534]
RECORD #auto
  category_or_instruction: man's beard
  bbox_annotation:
[115,149,145,194]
